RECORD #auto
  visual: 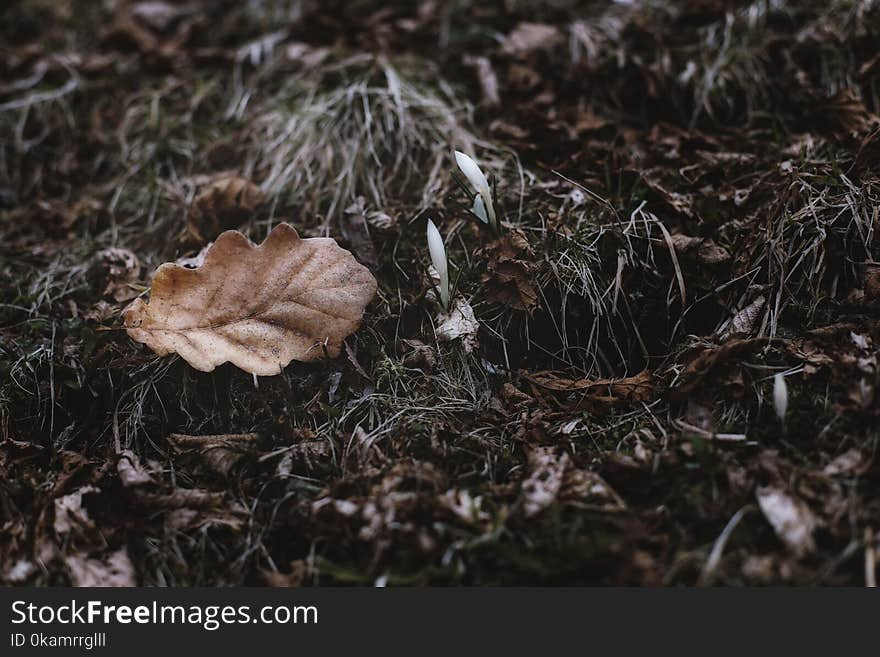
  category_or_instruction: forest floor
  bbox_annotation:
[1,0,879,586]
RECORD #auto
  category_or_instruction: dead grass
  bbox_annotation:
[244,55,522,226]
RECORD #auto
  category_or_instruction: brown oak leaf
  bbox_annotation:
[124,223,377,375]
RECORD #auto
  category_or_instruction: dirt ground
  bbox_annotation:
[1,0,879,586]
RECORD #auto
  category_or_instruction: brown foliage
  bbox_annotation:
[124,223,377,375]
[185,176,265,244]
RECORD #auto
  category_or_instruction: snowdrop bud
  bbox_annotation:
[472,194,488,223]
[454,151,489,195]
[454,150,496,227]
[773,373,788,423]
[426,219,450,310]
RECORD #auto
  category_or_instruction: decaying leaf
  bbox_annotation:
[117,450,153,488]
[478,229,539,312]
[66,549,136,587]
[502,22,563,56]
[643,177,696,219]
[124,223,377,375]
[522,447,567,517]
[340,198,379,269]
[525,369,654,412]
[676,337,774,397]
[521,448,624,517]
[134,488,247,532]
[439,489,489,525]
[722,295,766,338]
[168,433,258,479]
[822,449,868,477]
[262,560,308,587]
[131,1,194,31]
[669,233,731,266]
[756,486,817,557]
[815,89,878,137]
[92,247,142,302]
[54,486,99,536]
[3,559,37,585]
[564,468,626,510]
[435,297,479,353]
[185,175,264,243]
[273,440,331,475]
[501,381,535,408]
[400,338,436,369]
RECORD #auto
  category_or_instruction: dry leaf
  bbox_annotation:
[365,209,396,231]
[134,488,247,532]
[823,449,867,477]
[439,489,489,525]
[520,448,623,517]
[124,223,377,375]
[92,247,142,302]
[669,233,731,266]
[563,469,625,510]
[526,370,654,412]
[84,300,118,323]
[3,559,37,585]
[168,432,258,478]
[54,486,99,536]
[723,295,766,338]
[185,175,264,243]
[66,549,136,587]
[643,177,695,219]
[400,339,436,369]
[340,198,379,269]
[435,298,479,353]
[756,486,817,557]
[478,229,539,313]
[275,440,330,475]
[131,2,193,31]
[815,89,878,137]
[117,450,153,488]
[164,508,246,532]
[501,382,535,408]
[502,22,563,56]
[262,560,307,587]
[137,488,226,509]
[676,337,772,397]
[521,447,567,517]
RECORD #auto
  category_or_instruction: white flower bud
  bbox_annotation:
[454,150,496,227]
[773,373,788,423]
[426,219,450,310]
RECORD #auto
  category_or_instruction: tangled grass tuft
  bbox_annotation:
[245,56,521,224]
